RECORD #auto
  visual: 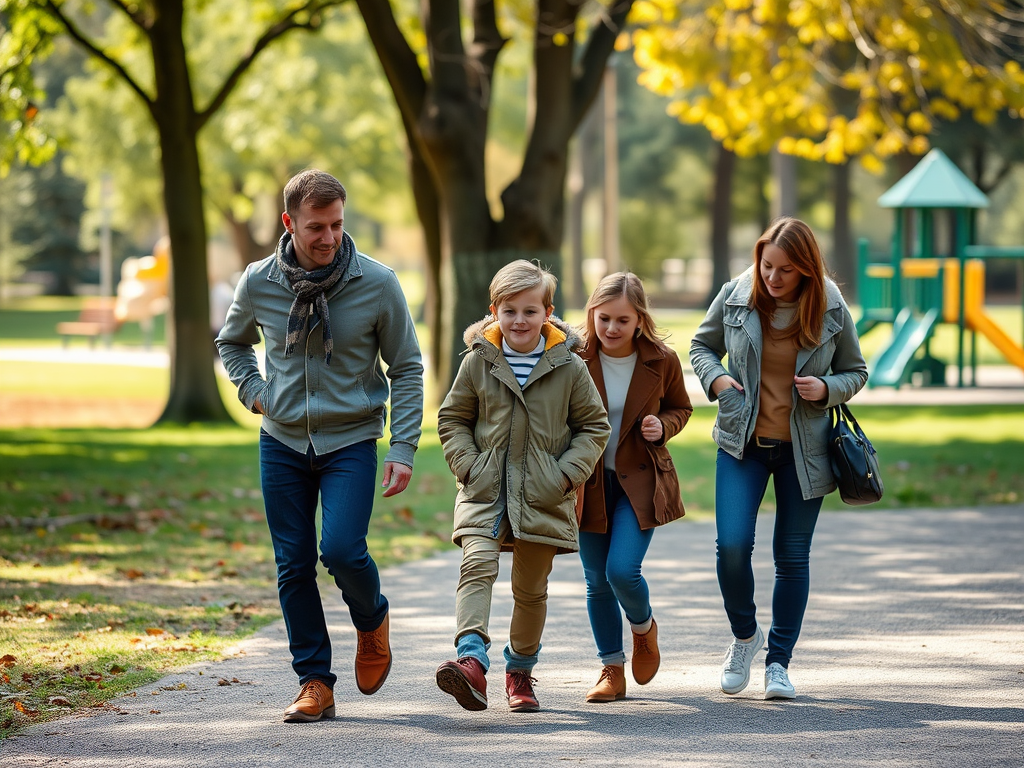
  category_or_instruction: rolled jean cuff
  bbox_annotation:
[503,642,541,672]
[456,631,491,673]
[599,650,627,667]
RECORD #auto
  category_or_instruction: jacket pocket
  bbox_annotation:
[524,447,570,510]
[714,387,746,451]
[459,447,500,503]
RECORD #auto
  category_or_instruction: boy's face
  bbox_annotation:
[490,285,552,353]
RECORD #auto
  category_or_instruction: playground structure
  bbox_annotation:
[856,149,1024,388]
[114,235,170,347]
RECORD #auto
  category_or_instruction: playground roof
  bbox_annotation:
[877,148,989,209]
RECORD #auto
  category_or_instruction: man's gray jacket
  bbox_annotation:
[216,247,423,467]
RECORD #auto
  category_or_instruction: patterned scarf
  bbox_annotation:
[275,230,353,365]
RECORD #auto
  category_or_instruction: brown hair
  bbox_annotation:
[284,169,347,216]
[582,272,668,351]
[488,260,557,310]
[750,217,826,349]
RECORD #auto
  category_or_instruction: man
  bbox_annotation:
[217,169,423,722]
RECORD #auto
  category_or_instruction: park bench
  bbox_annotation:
[56,298,122,348]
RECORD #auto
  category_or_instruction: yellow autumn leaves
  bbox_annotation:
[629,0,1024,170]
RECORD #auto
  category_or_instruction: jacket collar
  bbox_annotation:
[266,243,364,298]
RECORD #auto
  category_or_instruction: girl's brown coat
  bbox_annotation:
[578,336,693,532]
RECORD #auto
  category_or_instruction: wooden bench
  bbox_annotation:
[56,298,122,348]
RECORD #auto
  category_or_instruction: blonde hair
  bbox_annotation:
[751,217,826,349]
[489,260,557,309]
[583,272,668,350]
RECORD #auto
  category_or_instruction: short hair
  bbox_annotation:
[583,271,668,350]
[750,216,826,349]
[488,260,557,310]
[284,169,347,216]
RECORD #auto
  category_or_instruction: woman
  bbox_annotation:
[689,217,867,700]
[577,272,692,703]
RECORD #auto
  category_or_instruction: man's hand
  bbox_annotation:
[381,462,413,497]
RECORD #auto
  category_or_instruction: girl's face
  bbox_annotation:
[491,285,552,353]
[593,295,641,358]
[759,243,803,303]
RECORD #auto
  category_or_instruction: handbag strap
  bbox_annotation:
[831,402,860,430]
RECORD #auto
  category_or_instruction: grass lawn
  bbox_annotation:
[1,296,1023,737]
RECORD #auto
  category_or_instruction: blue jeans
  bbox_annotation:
[579,470,655,666]
[715,441,822,668]
[260,431,388,688]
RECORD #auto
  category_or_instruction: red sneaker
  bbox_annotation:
[436,657,488,711]
[505,669,539,712]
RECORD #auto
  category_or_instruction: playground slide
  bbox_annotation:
[868,307,941,388]
[966,309,1024,371]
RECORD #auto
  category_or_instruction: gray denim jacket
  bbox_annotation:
[689,267,867,500]
[216,247,423,467]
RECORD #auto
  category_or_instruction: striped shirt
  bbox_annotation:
[502,336,545,388]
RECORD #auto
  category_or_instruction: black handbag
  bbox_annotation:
[828,403,884,505]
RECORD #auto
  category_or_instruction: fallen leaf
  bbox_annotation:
[145,627,165,636]
[217,678,232,686]
[47,696,72,707]
[0,654,15,667]
[150,709,161,714]
[13,701,39,717]
[121,569,145,580]
[396,506,414,522]
[83,672,103,682]
[109,665,125,675]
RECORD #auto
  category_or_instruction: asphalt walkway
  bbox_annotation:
[3,505,1022,767]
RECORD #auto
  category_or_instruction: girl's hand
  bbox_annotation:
[711,375,743,397]
[641,415,663,442]
[794,375,827,402]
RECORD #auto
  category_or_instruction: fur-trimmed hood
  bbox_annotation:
[462,313,584,353]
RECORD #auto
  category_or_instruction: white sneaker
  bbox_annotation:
[720,624,765,694]
[764,662,796,700]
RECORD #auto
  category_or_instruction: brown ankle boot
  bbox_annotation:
[631,618,660,685]
[355,612,392,695]
[586,664,626,703]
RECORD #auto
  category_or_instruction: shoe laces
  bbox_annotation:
[723,639,755,673]
[358,627,384,655]
[507,669,536,693]
[765,664,790,687]
[634,634,652,655]
[296,680,329,706]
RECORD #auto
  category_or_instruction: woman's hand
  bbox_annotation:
[640,415,663,443]
[794,375,828,402]
[711,375,743,397]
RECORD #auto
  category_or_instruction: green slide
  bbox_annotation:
[868,307,941,388]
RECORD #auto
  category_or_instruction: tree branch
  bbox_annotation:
[423,0,468,99]
[468,0,507,107]
[108,0,152,32]
[570,0,635,130]
[196,0,350,130]
[354,0,427,128]
[43,0,155,118]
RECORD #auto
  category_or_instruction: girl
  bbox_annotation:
[690,217,867,700]
[434,260,610,712]
[577,272,693,702]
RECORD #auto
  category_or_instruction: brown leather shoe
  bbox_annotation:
[505,669,539,712]
[436,657,488,711]
[631,618,660,685]
[283,679,335,723]
[586,664,626,703]
[355,612,392,695]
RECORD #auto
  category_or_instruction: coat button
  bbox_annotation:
[639,463,646,470]
[619,472,627,479]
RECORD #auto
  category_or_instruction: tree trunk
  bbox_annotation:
[832,160,855,299]
[771,147,798,218]
[706,142,735,305]
[151,2,232,423]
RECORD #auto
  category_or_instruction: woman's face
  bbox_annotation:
[759,243,803,303]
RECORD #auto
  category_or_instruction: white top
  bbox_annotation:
[599,349,637,471]
[502,336,545,388]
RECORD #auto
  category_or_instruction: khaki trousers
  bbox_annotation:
[455,516,557,657]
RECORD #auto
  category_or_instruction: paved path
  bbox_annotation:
[3,506,1022,767]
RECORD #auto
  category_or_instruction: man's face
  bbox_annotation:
[282,199,344,271]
